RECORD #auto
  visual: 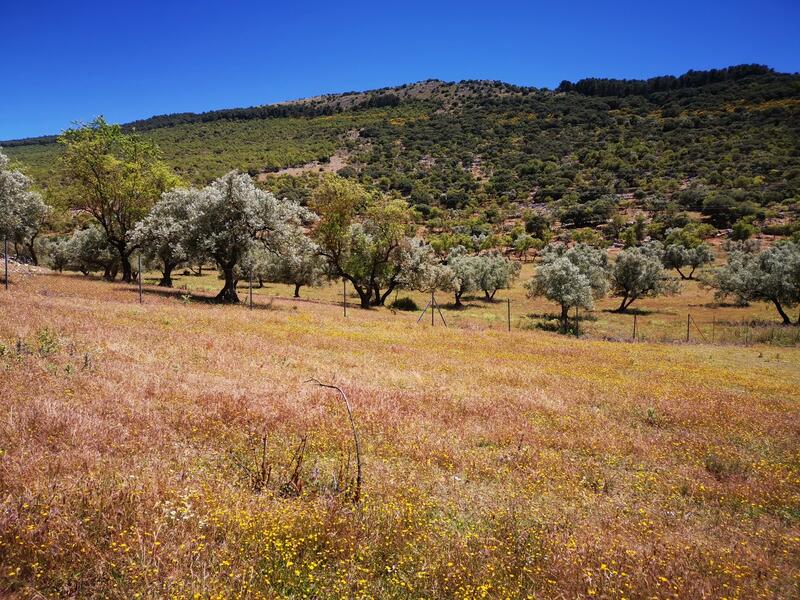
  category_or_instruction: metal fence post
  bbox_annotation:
[138,255,143,304]
[686,314,690,342]
[633,314,637,341]
[343,280,347,317]
[507,298,511,332]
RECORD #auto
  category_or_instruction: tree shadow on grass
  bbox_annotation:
[521,311,595,335]
[111,282,282,310]
[601,306,661,316]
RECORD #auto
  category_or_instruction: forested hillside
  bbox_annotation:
[5,64,800,236]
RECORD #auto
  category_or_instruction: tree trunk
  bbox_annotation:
[103,262,117,281]
[676,267,688,280]
[293,283,301,298]
[378,282,397,306]
[560,304,570,333]
[370,284,382,306]
[615,293,629,313]
[120,253,133,283]
[216,265,240,303]
[159,262,175,288]
[772,298,792,325]
[355,285,371,309]
[26,236,38,266]
[454,290,463,307]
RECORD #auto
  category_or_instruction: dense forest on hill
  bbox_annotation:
[4,65,800,236]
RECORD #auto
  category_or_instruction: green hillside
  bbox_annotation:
[5,65,800,231]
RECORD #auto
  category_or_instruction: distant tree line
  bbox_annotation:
[557,64,775,97]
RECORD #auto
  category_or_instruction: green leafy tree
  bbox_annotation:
[59,118,179,282]
[732,218,757,241]
[313,176,412,308]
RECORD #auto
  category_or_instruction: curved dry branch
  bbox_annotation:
[306,378,362,504]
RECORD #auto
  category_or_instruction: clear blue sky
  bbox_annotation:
[2,0,799,140]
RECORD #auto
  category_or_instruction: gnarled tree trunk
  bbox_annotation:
[772,298,792,325]
[216,265,240,303]
[159,261,176,288]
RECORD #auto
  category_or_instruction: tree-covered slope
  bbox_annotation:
[5,65,800,223]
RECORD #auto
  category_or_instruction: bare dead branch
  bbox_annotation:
[306,378,362,504]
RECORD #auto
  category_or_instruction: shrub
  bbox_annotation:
[391,296,419,311]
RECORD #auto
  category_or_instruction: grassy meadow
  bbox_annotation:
[157,260,800,347]
[1,270,799,598]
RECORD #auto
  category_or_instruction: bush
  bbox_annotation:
[732,218,758,240]
[391,296,419,311]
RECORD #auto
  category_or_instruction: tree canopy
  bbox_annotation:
[526,243,609,331]
[58,118,179,282]
[713,241,800,324]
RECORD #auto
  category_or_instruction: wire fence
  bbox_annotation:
[4,270,799,349]
[515,308,800,347]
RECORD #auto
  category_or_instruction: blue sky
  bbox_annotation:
[2,0,798,140]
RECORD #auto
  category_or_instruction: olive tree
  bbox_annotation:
[444,245,481,307]
[525,243,609,331]
[712,241,800,325]
[611,242,678,312]
[53,226,119,277]
[474,251,521,301]
[132,189,199,287]
[46,238,72,273]
[0,149,51,265]
[59,118,179,282]
[397,238,453,295]
[662,243,714,280]
[263,234,327,298]
[186,171,312,303]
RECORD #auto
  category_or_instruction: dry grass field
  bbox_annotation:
[1,272,799,598]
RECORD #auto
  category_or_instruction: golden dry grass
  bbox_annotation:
[162,261,800,347]
[1,273,799,598]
